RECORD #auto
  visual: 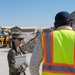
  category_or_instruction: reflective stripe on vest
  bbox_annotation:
[41,30,75,75]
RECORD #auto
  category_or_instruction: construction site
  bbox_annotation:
[0,11,75,75]
[0,26,54,53]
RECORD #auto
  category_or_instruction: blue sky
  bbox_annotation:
[0,0,75,28]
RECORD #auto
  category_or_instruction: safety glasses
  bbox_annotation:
[17,38,23,41]
[13,38,23,41]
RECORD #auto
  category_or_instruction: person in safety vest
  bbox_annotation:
[29,11,75,75]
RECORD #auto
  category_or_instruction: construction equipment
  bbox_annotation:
[0,28,10,47]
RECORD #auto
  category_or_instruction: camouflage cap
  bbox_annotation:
[12,31,25,39]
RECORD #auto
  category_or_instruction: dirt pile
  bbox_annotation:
[71,11,75,24]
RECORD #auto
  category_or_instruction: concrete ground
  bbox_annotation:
[0,48,42,75]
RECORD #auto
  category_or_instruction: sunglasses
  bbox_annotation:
[13,38,23,41]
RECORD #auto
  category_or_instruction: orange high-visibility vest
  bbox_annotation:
[41,29,75,75]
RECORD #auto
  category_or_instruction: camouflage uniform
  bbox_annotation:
[7,47,26,75]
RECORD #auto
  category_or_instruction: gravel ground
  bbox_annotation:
[0,48,42,75]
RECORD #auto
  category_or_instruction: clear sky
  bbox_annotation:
[0,0,75,28]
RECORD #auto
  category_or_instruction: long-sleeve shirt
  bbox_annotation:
[7,47,26,75]
[29,26,73,75]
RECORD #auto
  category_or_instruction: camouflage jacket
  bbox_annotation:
[7,48,26,75]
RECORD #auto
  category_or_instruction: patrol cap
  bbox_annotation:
[55,11,73,23]
[12,31,25,39]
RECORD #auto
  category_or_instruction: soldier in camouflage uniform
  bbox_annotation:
[7,32,28,75]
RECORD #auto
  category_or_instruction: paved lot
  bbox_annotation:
[0,48,42,75]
